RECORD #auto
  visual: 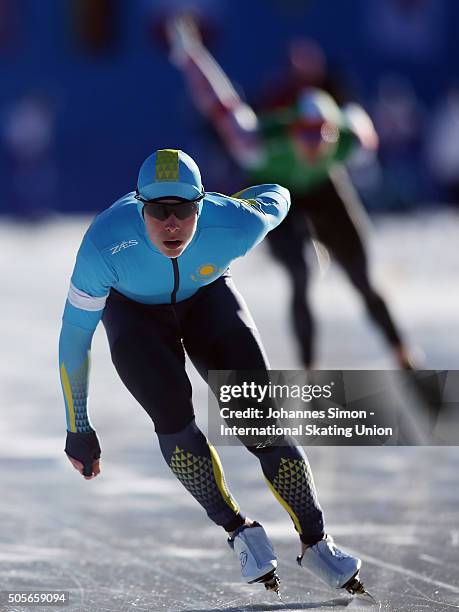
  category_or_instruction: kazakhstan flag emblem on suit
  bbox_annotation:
[191,263,222,282]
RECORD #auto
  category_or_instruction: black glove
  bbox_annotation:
[65,431,101,477]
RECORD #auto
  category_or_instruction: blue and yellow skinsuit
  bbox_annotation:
[59,184,325,542]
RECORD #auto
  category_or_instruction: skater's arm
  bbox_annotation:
[341,103,379,152]
[59,233,114,478]
[59,320,102,479]
[232,184,291,253]
[59,233,113,432]
[59,321,96,434]
[167,15,263,168]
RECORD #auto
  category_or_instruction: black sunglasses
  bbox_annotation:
[135,190,204,221]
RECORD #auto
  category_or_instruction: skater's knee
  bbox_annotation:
[156,416,204,453]
[246,438,306,460]
[246,444,276,456]
[246,436,290,456]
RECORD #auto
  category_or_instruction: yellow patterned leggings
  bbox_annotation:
[158,419,324,544]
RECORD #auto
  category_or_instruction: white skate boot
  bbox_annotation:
[228,522,281,598]
[297,535,375,602]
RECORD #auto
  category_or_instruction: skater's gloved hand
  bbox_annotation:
[65,431,101,480]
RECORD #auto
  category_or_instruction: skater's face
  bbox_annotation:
[144,203,198,258]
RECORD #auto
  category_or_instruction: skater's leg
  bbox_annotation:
[183,274,271,375]
[157,418,245,531]
[340,253,409,364]
[184,278,371,595]
[183,277,284,590]
[266,213,315,368]
[310,170,412,368]
[248,442,325,546]
[102,290,245,532]
[184,277,325,546]
[102,291,192,432]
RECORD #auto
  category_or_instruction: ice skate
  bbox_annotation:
[297,535,376,604]
[228,522,282,599]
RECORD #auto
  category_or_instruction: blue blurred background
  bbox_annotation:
[1,0,459,215]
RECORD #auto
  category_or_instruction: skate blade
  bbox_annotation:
[351,591,378,606]
[264,575,282,602]
[344,574,377,606]
[253,569,282,601]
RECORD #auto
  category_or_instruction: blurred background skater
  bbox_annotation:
[255,37,351,113]
[166,14,415,370]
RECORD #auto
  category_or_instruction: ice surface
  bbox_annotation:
[0,212,458,611]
